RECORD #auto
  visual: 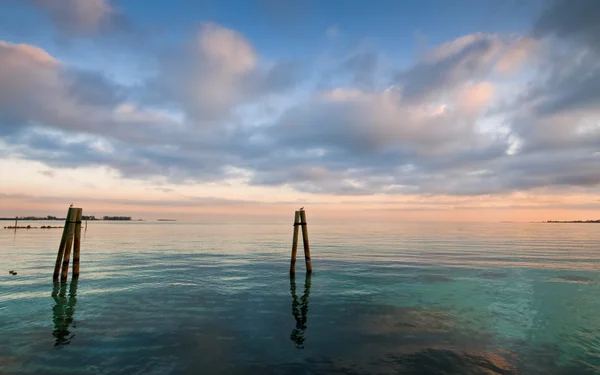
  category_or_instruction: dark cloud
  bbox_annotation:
[23,0,127,35]
[396,34,499,101]
[62,69,124,107]
[37,170,56,178]
[503,0,600,159]
[534,0,600,48]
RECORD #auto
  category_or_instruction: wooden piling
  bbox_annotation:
[72,208,83,279]
[299,210,312,274]
[290,211,301,275]
[60,208,78,282]
[53,208,75,281]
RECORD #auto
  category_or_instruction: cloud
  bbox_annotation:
[0,38,254,183]
[0,18,599,199]
[233,78,510,195]
[24,0,123,34]
[339,51,379,89]
[269,85,498,156]
[517,0,600,119]
[397,33,536,101]
[0,40,188,143]
[153,23,299,124]
[0,40,124,135]
[501,0,600,157]
[37,170,55,178]
[534,0,600,48]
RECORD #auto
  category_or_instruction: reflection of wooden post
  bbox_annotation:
[52,279,78,346]
[290,211,301,275]
[72,208,83,279]
[299,210,312,274]
[289,273,312,349]
[54,208,75,281]
[14,216,17,231]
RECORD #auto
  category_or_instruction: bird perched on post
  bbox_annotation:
[70,203,73,208]
[299,207,304,211]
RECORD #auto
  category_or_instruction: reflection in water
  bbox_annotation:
[52,280,78,346]
[290,274,311,349]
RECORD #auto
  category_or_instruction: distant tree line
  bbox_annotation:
[546,220,600,223]
[1,215,133,221]
[0,215,64,220]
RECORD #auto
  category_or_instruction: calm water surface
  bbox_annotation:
[1,221,599,374]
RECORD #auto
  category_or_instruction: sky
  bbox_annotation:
[0,0,599,221]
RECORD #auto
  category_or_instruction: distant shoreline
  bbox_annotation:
[545,220,600,223]
[1,216,132,221]
[0,217,65,221]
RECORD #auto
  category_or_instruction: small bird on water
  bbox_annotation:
[9,270,17,275]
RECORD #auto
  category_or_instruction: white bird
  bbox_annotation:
[299,207,304,211]
[70,203,73,208]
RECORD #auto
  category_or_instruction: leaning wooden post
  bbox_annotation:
[60,208,78,282]
[290,211,301,275]
[53,207,75,281]
[72,208,83,279]
[299,210,312,274]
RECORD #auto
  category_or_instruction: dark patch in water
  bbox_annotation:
[386,348,517,375]
[555,275,593,282]
[480,271,509,279]
[416,274,453,284]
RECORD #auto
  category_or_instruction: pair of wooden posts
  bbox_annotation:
[53,207,83,282]
[290,210,312,275]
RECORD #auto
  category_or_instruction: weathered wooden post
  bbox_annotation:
[290,210,312,275]
[290,211,301,275]
[54,207,83,282]
[72,208,83,279]
[60,209,77,282]
[53,207,75,281]
[299,210,312,274]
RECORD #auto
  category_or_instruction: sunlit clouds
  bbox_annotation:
[0,0,598,220]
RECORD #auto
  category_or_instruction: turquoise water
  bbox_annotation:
[1,221,599,374]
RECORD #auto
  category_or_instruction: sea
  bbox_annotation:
[1,221,599,374]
